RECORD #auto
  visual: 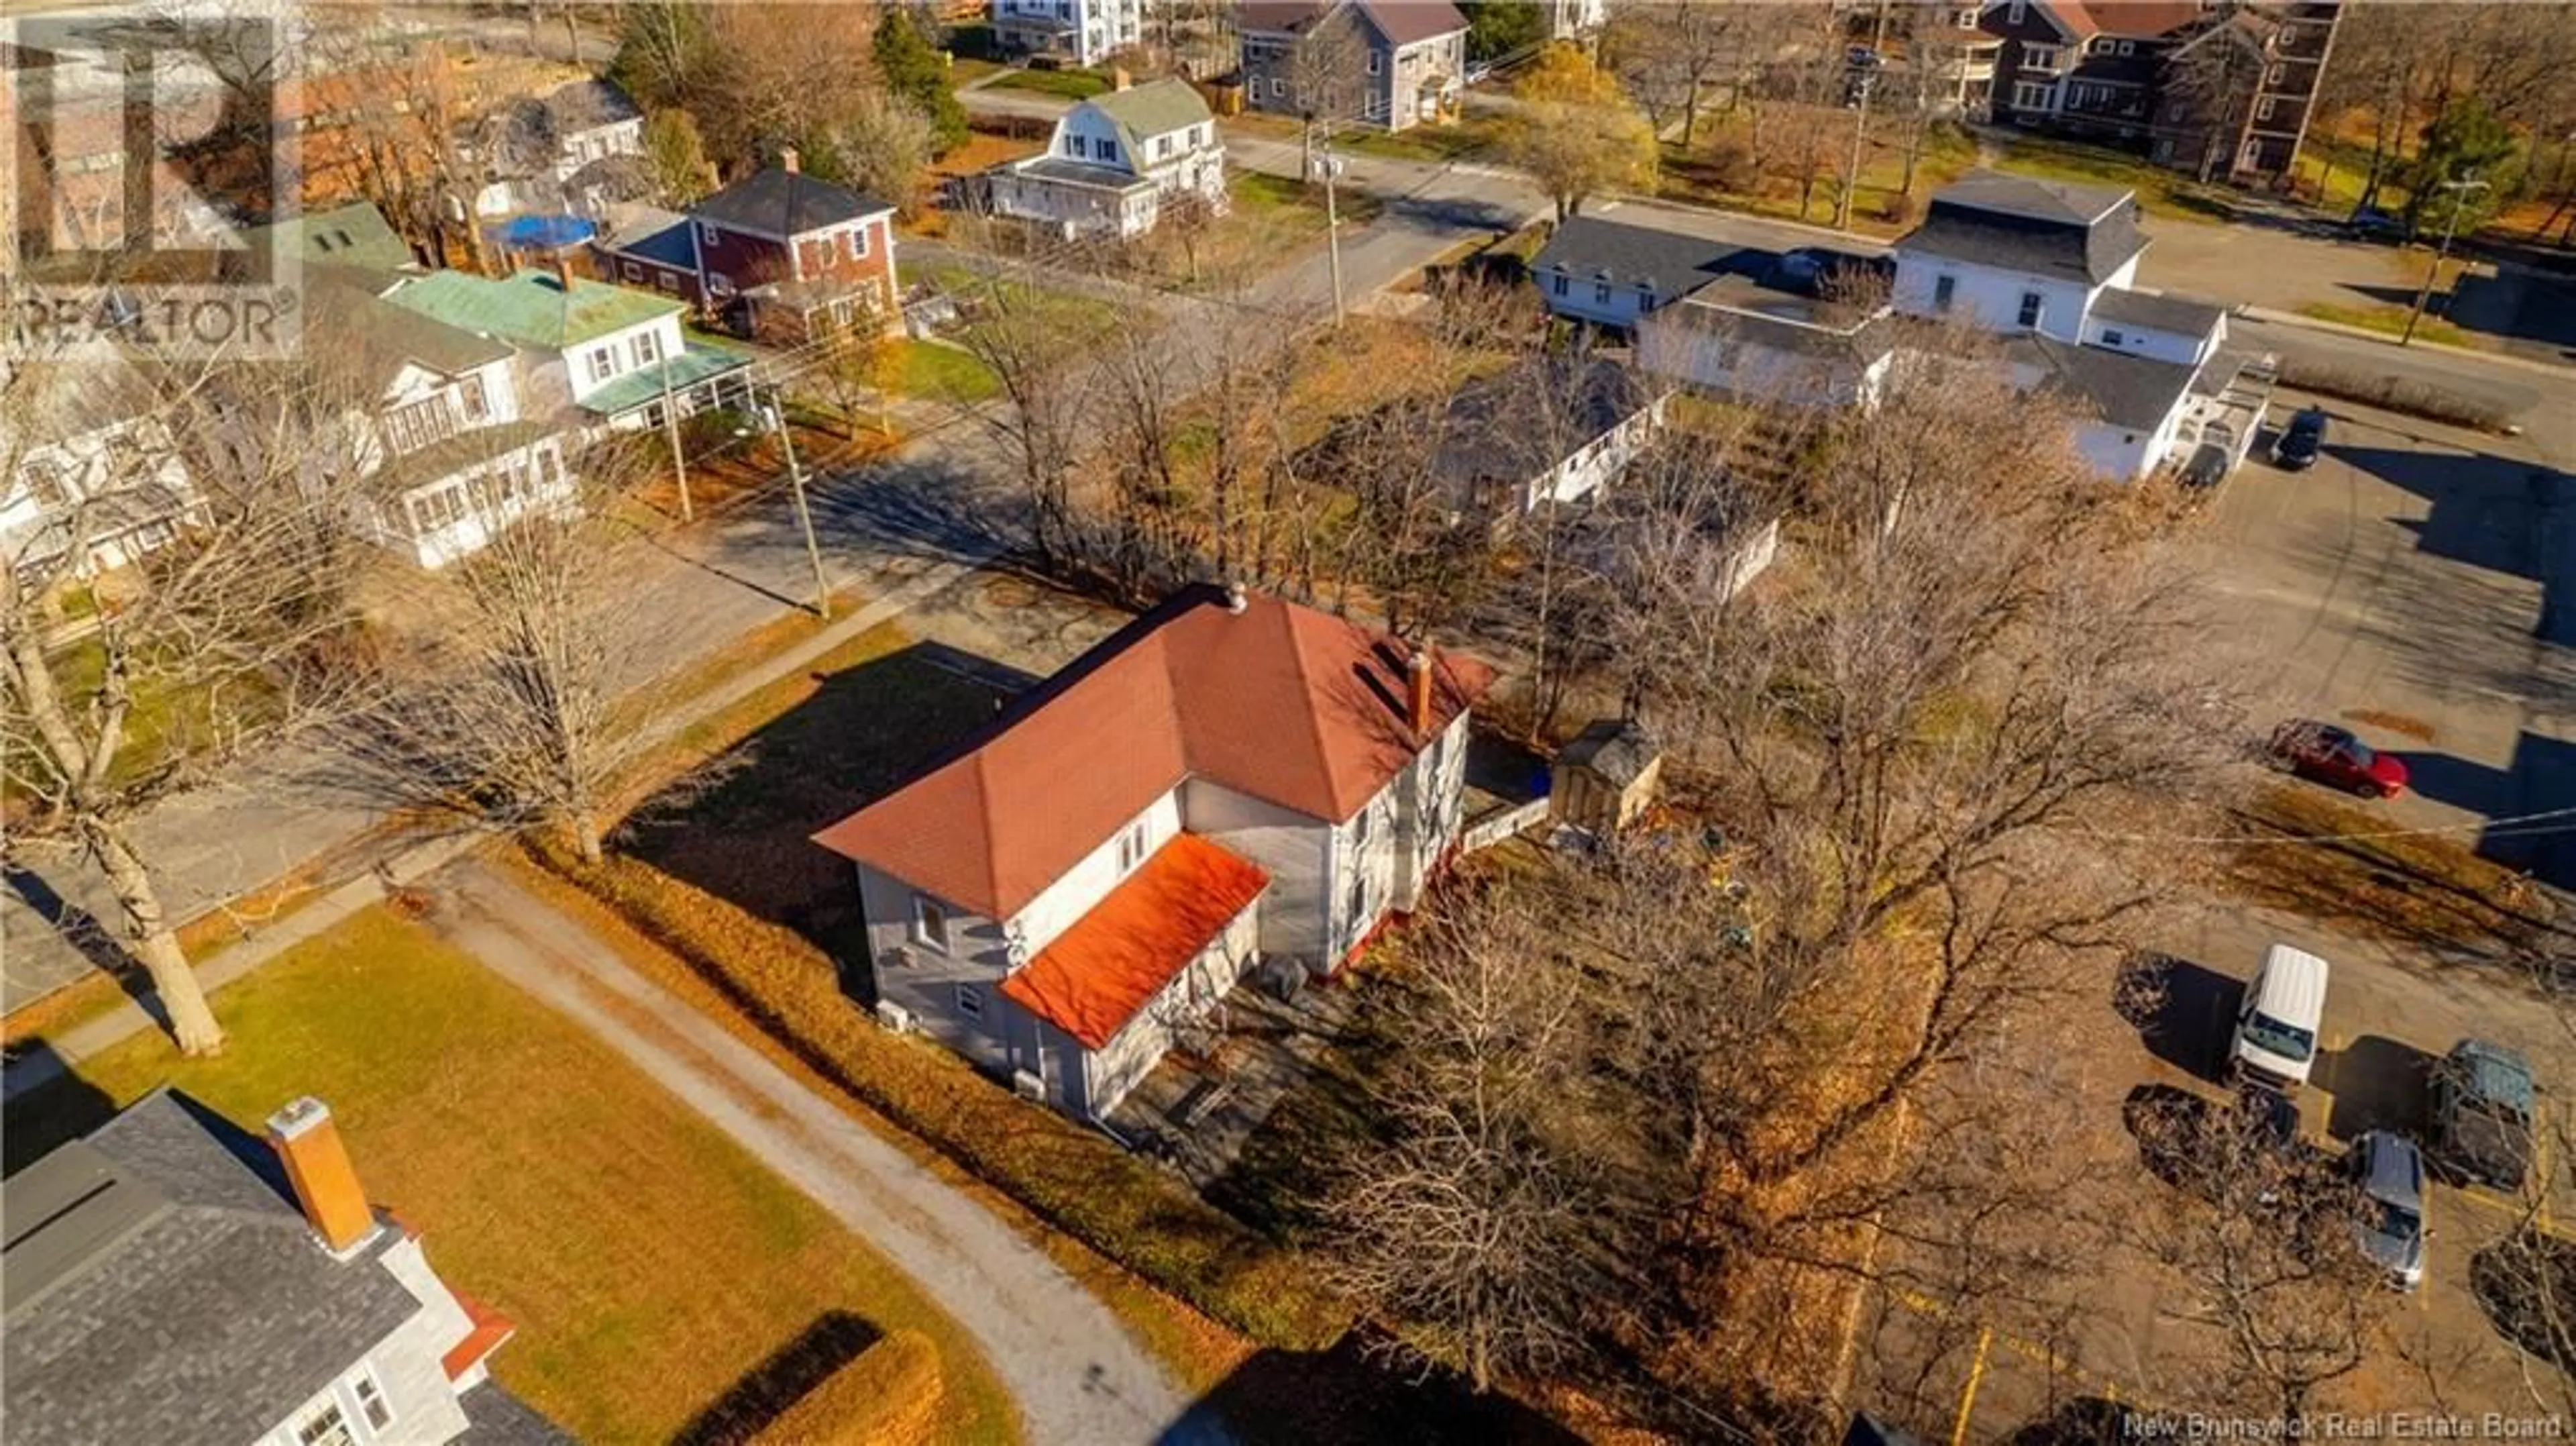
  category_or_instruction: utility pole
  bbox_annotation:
[659,358,692,522]
[1835,0,1890,232]
[1322,126,1346,327]
[767,386,832,619]
[2402,174,2488,346]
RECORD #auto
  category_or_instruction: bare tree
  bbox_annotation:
[3,351,376,1055]
[1318,888,1611,1394]
[1289,5,1371,179]
[1601,1,1748,149]
[945,236,1107,574]
[336,451,648,866]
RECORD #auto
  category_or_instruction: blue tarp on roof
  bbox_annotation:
[489,214,597,250]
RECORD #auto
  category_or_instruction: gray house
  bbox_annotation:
[812,584,1493,1120]
[1236,0,1470,132]
[2,1090,566,1446]
[984,77,1228,240]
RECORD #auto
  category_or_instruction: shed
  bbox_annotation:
[1552,719,1660,834]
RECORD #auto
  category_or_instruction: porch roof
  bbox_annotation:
[578,340,757,417]
[1001,834,1268,1051]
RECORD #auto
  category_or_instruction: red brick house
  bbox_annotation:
[598,151,898,348]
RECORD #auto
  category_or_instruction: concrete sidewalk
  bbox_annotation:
[431,860,1218,1446]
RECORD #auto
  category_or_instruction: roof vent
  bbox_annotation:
[1224,582,1246,615]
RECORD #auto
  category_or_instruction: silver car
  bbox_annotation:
[2349,1131,2428,1291]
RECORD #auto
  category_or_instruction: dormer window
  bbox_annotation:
[1068,134,1087,159]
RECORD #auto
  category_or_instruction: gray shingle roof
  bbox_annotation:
[458,1381,578,1443]
[2015,335,2200,431]
[3,1090,421,1446]
[2088,286,2225,338]
[308,262,517,390]
[1238,0,1466,42]
[1532,217,1732,311]
[1089,76,1214,140]
[694,166,892,240]
[1433,358,1659,499]
[1902,170,2148,285]
[1672,274,1898,363]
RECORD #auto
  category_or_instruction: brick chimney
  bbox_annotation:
[266,1098,378,1255]
[1407,650,1436,736]
[779,144,800,175]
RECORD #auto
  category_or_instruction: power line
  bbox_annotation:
[2055,802,2576,849]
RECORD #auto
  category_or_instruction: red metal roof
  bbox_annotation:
[441,1291,515,1382]
[1000,835,1269,1051]
[811,586,1491,920]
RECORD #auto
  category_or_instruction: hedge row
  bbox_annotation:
[753,1329,945,1446]
[525,836,1349,1351]
[2277,359,2514,433]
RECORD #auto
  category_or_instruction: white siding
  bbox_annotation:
[1525,393,1666,509]
[561,313,685,407]
[2082,302,2222,366]
[352,1237,476,1443]
[856,864,1016,1074]
[1008,790,1186,958]
[1892,254,2091,341]
[1077,904,1260,1116]
[1180,778,1332,965]
[1641,310,1878,409]
[1535,264,1660,331]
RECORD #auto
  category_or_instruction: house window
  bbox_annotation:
[458,374,490,422]
[383,397,453,455]
[709,272,733,295]
[1595,280,1613,305]
[1931,274,1957,311]
[2013,81,2053,111]
[2116,38,2134,54]
[912,895,950,952]
[1270,77,1286,98]
[1156,134,1173,159]
[2239,137,2263,169]
[847,225,870,260]
[1368,49,1383,76]
[955,984,985,1019]
[621,260,641,280]
[2266,64,2285,85]
[632,329,661,367]
[2102,327,2125,346]
[2006,0,2025,23]
[659,269,681,290]
[1098,139,1118,162]
[1190,124,1206,148]
[353,1367,394,1432]
[2255,96,2275,121]
[1955,7,1978,28]
[1067,133,1087,158]
[696,221,717,248]
[588,346,616,383]
[1550,271,1568,297]
[2017,291,2044,329]
[2025,44,2059,70]
[1115,820,1150,874]
[294,1398,354,1446]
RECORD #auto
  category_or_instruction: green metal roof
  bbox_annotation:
[578,340,755,417]
[384,269,683,351]
[1088,77,1212,144]
[250,201,415,272]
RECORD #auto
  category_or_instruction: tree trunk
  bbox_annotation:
[1681,91,1701,150]
[572,809,604,866]
[80,816,225,1055]
[561,1,579,61]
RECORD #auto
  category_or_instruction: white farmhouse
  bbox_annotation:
[991,0,1143,69]
[1,369,201,578]
[311,266,576,570]
[1890,170,2147,340]
[984,76,1227,240]
[2,1090,568,1446]
[812,585,1493,1120]
[381,266,754,432]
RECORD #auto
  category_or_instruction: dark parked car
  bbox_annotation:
[2349,1130,2429,1291]
[2267,719,2410,798]
[2346,205,2410,243]
[2273,407,2329,470]
[2180,441,2233,491]
[2430,1039,2536,1192]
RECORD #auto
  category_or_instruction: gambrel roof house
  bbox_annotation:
[814,585,1493,1119]
[984,77,1228,241]
[2,1090,567,1446]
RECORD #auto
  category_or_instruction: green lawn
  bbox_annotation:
[3,639,276,809]
[1988,136,2231,223]
[890,338,1004,405]
[1332,118,1498,166]
[2297,300,2473,349]
[3,907,1018,1446]
[988,66,1112,100]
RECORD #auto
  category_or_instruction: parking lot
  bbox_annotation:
[1854,390,2576,1435]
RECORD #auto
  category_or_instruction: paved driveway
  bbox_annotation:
[2194,390,2576,889]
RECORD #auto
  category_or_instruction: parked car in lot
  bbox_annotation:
[2273,407,2329,470]
[2346,205,2410,243]
[2430,1038,2536,1192]
[2267,719,2409,798]
[2233,943,2329,1090]
[2348,1130,2429,1290]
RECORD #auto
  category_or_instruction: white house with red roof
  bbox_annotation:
[812,584,1492,1119]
